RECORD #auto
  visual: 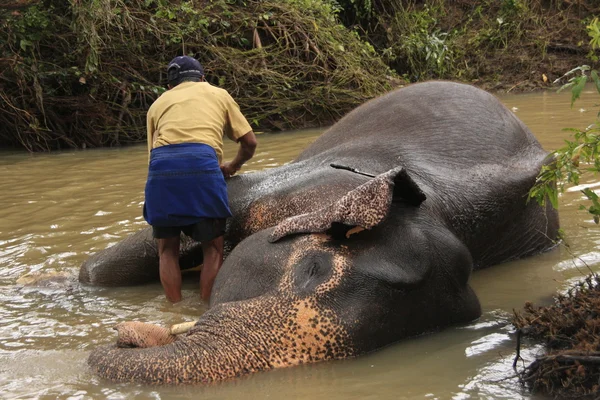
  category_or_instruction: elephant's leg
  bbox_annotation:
[79,227,204,286]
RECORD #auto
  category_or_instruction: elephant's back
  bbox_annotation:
[295,81,546,171]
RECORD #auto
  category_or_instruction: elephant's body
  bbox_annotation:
[226,81,555,268]
[84,81,559,384]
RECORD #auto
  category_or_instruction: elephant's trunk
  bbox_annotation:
[88,294,354,384]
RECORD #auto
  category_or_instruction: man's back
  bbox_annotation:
[147,81,250,163]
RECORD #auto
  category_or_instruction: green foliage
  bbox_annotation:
[403,30,452,79]
[11,5,51,51]
[556,66,598,107]
[530,121,600,217]
[381,2,456,80]
[587,17,600,62]
[469,0,529,50]
[328,0,373,26]
[500,0,527,18]
[529,23,600,223]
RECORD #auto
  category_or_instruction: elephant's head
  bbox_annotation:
[88,167,481,384]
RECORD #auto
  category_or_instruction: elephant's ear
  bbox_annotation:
[268,166,426,243]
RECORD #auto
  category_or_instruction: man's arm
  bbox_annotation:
[221,130,257,177]
[146,110,156,164]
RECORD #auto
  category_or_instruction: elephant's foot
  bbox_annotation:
[114,321,178,348]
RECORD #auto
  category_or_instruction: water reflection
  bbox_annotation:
[0,90,599,398]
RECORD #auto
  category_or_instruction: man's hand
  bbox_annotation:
[221,131,257,178]
[220,161,240,178]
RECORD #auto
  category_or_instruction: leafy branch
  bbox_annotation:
[529,18,600,223]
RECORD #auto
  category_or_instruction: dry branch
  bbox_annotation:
[0,0,40,9]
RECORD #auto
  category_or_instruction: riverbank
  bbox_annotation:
[1,0,598,151]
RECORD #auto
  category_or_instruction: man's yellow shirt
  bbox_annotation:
[146,81,252,163]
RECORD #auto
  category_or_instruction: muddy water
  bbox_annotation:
[1,86,599,399]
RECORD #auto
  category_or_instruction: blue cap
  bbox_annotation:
[167,56,204,83]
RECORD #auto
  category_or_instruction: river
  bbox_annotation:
[1,86,599,399]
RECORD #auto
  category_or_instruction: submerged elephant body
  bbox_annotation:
[85,81,559,384]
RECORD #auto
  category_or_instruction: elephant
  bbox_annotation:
[84,81,559,384]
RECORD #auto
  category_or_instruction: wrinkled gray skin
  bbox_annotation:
[85,81,559,384]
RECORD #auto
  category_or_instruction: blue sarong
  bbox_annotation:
[143,143,232,227]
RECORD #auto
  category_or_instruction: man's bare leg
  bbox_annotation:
[200,235,224,302]
[158,236,182,303]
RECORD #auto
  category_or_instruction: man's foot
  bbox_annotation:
[166,292,182,303]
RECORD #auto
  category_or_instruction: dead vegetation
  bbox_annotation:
[0,0,395,151]
[513,274,600,399]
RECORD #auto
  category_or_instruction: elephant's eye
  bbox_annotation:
[308,262,320,279]
[293,254,331,294]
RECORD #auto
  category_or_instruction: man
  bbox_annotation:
[143,55,257,303]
